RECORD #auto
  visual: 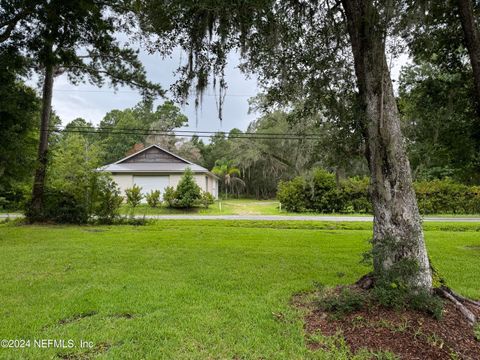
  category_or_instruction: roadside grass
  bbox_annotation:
[120,199,480,217]
[119,198,282,216]
[0,220,479,359]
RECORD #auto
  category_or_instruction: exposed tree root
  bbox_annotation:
[435,286,478,326]
[440,286,480,308]
[354,274,479,326]
[354,273,375,290]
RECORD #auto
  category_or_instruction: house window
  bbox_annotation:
[205,176,209,190]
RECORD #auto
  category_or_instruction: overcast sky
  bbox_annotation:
[31,45,408,133]
[39,48,259,133]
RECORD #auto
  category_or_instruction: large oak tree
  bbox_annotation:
[138,0,432,290]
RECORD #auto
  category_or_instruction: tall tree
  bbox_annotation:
[139,0,432,290]
[0,47,40,203]
[456,0,480,116]
[341,0,431,289]
[2,0,163,219]
[404,0,480,182]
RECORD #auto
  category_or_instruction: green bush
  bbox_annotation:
[277,177,308,212]
[125,184,143,208]
[320,287,366,316]
[415,179,480,214]
[91,176,123,224]
[309,169,345,213]
[341,177,371,213]
[146,190,161,208]
[277,171,479,214]
[163,186,177,207]
[173,168,202,208]
[25,188,88,224]
[200,191,215,208]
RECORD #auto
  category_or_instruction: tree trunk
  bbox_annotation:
[456,0,480,146]
[341,0,432,290]
[30,62,54,218]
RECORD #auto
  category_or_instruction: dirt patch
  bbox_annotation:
[109,312,135,319]
[296,289,480,359]
[58,311,97,325]
[58,342,111,359]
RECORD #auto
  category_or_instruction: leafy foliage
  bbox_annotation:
[211,159,244,198]
[91,176,123,224]
[0,48,40,208]
[97,101,187,164]
[318,287,367,317]
[278,173,480,214]
[146,190,161,208]
[125,185,143,208]
[200,191,215,208]
[277,177,308,212]
[173,168,202,208]
[25,188,88,224]
[163,186,176,207]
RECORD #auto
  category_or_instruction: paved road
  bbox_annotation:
[2,213,479,222]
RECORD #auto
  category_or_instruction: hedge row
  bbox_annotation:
[277,170,480,214]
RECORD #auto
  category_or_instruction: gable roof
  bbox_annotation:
[98,144,217,178]
[114,144,194,165]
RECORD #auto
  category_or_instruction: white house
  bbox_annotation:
[99,144,219,199]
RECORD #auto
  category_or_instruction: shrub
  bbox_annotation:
[163,186,177,208]
[174,168,201,208]
[200,191,215,208]
[414,179,480,214]
[340,177,371,213]
[125,184,143,208]
[309,169,345,213]
[91,177,123,224]
[277,171,479,214]
[146,190,161,208]
[25,188,88,224]
[277,177,308,212]
[318,287,366,316]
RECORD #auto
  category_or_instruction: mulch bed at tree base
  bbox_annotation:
[295,287,480,359]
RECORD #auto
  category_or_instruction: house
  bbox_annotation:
[99,144,219,199]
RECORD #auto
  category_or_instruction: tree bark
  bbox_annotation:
[30,62,54,218]
[341,0,432,290]
[456,0,480,145]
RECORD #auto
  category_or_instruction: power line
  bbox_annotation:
[47,127,321,141]
[53,125,322,139]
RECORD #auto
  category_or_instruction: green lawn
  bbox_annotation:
[0,221,479,359]
[120,199,282,215]
[120,199,480,217]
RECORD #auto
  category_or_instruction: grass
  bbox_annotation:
[120,198,282,216]
[0,220,479,359]
[120,199,480,217]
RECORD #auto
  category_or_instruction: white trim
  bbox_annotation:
[113,144,195,165]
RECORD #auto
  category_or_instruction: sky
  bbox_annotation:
[30,44,408,133]
[42,48,259,133]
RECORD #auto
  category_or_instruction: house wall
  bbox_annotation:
[111,174,133,195]
[111,173,218,199]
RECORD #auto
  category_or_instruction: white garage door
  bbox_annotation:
[133,176,170,200]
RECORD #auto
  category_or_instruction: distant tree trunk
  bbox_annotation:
[341,0,432,290]
[456,0,480,145]
[30,62,54,218]
[335,166,346,186]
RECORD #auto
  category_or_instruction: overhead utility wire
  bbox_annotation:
[47,127,321,141]
[49,125,322,139]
